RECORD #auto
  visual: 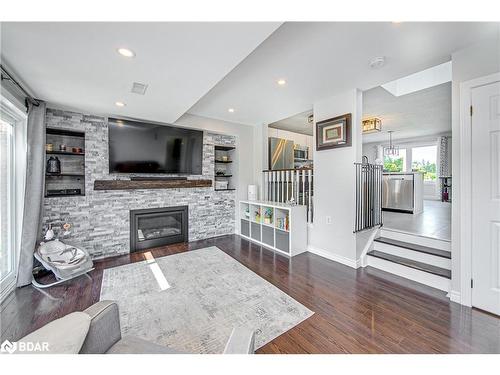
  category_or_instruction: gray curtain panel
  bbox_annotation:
[17,102,46,287]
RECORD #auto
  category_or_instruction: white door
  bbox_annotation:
[471,81,500,315]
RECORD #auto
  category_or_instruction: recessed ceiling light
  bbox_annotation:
[277,79,287,86]
[228,108,235,113]
[117,48,135,58]
[115,101,126,107]
[369,56,386,69]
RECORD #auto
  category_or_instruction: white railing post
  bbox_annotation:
[285,171,289,202]
[308,169,312,223]
[282,170,285,203]
[301,170,306,205]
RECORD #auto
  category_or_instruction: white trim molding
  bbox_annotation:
[307,245,361,269]
[448,290,461,304]
[459,72,500,307]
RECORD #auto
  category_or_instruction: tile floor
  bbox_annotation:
[382,200,451,241]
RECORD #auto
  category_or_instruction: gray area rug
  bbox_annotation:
[100,246,313,353]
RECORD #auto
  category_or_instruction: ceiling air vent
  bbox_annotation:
[131,82,148,95]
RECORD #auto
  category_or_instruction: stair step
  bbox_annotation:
[380,228,451,251]
[372,241,451,269]
[374,237,451,259]
[367,250,451,279]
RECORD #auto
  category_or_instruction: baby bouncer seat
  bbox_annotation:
[32,239,94,288]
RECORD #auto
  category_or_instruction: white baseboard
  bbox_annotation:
[307,245,360,269]
[448,290,461,303]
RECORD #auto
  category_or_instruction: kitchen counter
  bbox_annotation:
[382,171,424,175]
[382,172,424,214]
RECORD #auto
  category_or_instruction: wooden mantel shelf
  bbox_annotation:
[94,179,212,191]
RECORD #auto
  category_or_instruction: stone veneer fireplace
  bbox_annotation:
[42,108,236,259]
[130,206,188,252]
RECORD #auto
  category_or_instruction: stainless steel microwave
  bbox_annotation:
[294,146,308,160]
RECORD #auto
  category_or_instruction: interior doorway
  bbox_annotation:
[362,62,452,241]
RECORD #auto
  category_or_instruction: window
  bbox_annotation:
[411,145,437,181]
[0,118,14,291]
[383,148,407,172]
[0,96,26,299]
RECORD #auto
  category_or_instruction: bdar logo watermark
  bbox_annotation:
[1,339,49,354]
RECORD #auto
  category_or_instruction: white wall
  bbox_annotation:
[175,113,257,233]
[362,143,378,163]
[450,33,500,297]
[308,89,363,266]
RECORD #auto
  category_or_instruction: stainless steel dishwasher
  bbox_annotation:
[382,173,414,213]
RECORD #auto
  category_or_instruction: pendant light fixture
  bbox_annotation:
[384,130,399,156]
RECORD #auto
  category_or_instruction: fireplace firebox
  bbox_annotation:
[130,206,188,252]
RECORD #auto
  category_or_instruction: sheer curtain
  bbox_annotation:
[17,102,46,287]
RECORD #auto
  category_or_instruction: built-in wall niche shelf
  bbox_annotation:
[214,144,236,192]
[239,200,307,257]
[45,127,86,198]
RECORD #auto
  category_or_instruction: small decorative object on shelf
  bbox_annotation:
[221,155,229,162]
[254,208,261,223]
[215,180,229,190]
[275,214,290,231]
[263,207,273,224]
[46,156,61,174]
[248,185,258,201]
[46,143,54,152]
[59,144,67,151]
[244,207,250,219]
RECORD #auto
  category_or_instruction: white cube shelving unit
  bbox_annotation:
[239,200,307,257]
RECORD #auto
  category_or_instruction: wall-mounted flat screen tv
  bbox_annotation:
[108,118,203,174]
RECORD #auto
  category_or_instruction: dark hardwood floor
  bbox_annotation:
[1,234,499,353]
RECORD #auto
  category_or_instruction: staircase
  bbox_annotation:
[366,228,451,292]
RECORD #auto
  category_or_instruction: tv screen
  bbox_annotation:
[108,118,203,174]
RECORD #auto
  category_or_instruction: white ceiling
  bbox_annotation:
[1,22,498,128]
[268,109,313,135]
[188,22,498,125]
[362,82,451,144]
[0,22,281,123]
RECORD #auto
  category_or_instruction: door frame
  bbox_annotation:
[459,72,500,307]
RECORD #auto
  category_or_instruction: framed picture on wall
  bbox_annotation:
[316,113,352,150]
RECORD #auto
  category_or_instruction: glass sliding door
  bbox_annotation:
[0,96,26,299]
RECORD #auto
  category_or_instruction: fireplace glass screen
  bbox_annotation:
[130,206,188,252]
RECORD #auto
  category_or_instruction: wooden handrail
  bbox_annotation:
[262,167,313,172]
